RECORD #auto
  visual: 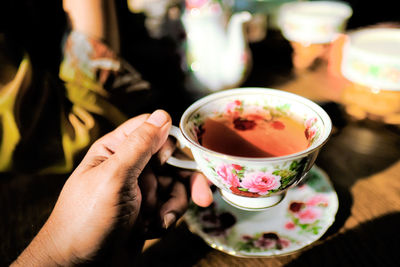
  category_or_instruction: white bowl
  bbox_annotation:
[278,1,352,44]
[341,28,400,91]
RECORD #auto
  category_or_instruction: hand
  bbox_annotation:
[63,0,120,52]
[12,110,212,266]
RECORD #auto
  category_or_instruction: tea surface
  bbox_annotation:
[199,113,309,157]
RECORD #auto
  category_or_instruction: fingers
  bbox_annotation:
[80,113,150,168]
[104,110,171,178]
[159,181,188,229]
[159,169,213,208]
[190,172,213,207]
[138,168,158,210]
[155,137,176,165]
[157,172,213,229]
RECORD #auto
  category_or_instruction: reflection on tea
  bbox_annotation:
[199,113,309,157]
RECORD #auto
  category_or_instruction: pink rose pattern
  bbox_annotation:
[304,117,318,141]
[214,163,282,196]
[216,164,240,188]
[285,194,330,234]
[188,168,332,254]
[307,194,329,207]
[240,171,281,195]
[305,117,317,128]
[213,188,330,253]
[296,207,322,224]
[225,100,242,118]
[238,232,291,252]
[285,221,296,230]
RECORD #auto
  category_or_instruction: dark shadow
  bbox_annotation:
[137,222,212,267]
[285,212,400,267]
[315,114,400,239]
[116,1,192,124]
[0,173,68,266]
[318,102,348,133]
[345,0,400,30]
[242,30,294,88]
[317,119,400,189]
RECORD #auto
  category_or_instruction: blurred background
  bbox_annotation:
[1,0,399,265]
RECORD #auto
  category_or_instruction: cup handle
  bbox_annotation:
[166,125,199,170]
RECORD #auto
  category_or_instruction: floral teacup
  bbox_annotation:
[167,88,332,210]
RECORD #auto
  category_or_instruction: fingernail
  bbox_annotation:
[147,110,168,127]
[163,213,176,229]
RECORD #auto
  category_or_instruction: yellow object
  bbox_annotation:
[0,55,30,171]
[0,30,132,174]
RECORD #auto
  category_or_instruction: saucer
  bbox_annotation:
[184,166,338,257]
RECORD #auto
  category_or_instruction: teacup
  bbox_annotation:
[278,1,352,70]
[167,88,332,210]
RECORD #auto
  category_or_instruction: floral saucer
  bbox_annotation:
[184,166,338,257]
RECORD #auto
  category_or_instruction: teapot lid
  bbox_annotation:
[341,28,400,91]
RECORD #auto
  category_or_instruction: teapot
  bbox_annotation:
[182,0,252,94]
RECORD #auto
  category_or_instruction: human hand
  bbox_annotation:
[12,110,212,266]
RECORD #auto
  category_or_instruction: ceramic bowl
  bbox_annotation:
[340,28,400,124]
[278,1,353,44]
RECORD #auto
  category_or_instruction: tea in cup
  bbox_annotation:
[167,88,332,210]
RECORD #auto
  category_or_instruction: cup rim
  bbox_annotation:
[279,1,353,22]
[346,28,400,61]
[341,28,400,91]
[179,88,332,163]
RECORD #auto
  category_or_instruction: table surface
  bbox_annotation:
[1,31,400,267]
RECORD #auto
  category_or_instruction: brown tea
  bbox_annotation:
[199,113,309,157]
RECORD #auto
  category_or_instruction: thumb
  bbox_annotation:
[106,110,172,178]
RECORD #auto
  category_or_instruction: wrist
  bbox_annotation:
[12,222,72,266]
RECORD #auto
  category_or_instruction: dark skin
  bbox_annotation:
[12,110,213,266]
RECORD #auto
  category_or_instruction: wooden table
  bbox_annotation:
[1,31,400,267]
[139,32,400,266]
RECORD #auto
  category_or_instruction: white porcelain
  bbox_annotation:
[167,88,332,210]
[278,1,352,44]
[182,0,252,93]
[185,166,338,257]
[341,28,400,91]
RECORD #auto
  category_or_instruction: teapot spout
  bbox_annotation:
[228,11,252,38]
